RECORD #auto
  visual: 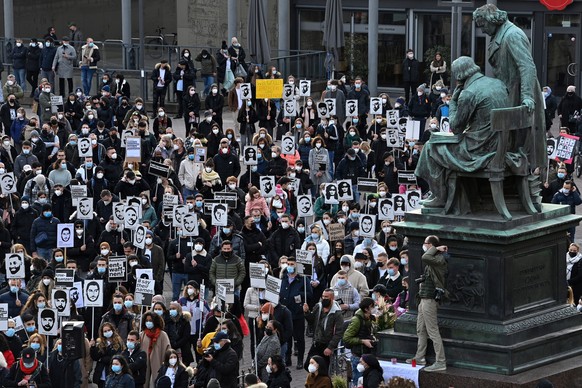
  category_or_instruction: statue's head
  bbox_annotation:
[452,57,481,82]
[473,4,508,36]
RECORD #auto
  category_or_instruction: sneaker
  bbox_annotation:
[405,358,426,365]
[424,362,447,372]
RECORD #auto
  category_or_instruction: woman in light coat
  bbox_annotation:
[140,311,171,388]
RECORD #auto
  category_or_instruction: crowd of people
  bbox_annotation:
[0,13,575,388]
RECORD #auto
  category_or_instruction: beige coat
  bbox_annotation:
[140,330,171,388]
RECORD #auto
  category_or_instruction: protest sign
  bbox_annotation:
[55,269,74,288]
[133,225,147,249]
[148,161,170,178]
[283,100,297,117]
[327,223,345,242]
[547,138,558,159]
[13,316,24,332]
[337,180,354,201]
[211,203,228,226]
[295,249,313,275]
[358,214,376,238]
[357,178,378,193]
[38,308,58,336]
[260,176,276,197]
[249,263,267,289]
[194,147,207,163]
[398,171,417,185]
[5,253,25,279]
[57,223,74,248]
[555,134,579,164]
[0,303,7,330]
[125,137,142,161]
[440,117,451,133]
[84,279,103,307]
[71,185,88,207]
[297,195,313,217]
[386,110,399,127]
[182,213,199,236]
[136,268,153,280]
[323,98,336,115]
[134,278,155,306]
[406,190,422,212]
[78,137,92,157]
[52,288,70,317]
[406,120,421,140]
[378,198,395,221]
[298,80,311,97]
[243,146,258,165]
[77,197,94,220]
[256,79,284,99]
[323,183,339,204]
[108,256,128,283]
[216,279,235,304]
[393,194,407,216]
[240,83,252,99]
[0,172,16,194]
[370,97,382,115]
[281,135,295,155]
[71,282,84,309]
[346,99,358,117]
[214,192,238,209]
[265,275,282,304]
[173,205,189,228]
[283,84,295,100]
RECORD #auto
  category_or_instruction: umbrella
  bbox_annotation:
[323,0,345,75]
[247,0,271,66]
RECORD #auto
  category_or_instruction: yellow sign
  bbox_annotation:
[256,79,284,99]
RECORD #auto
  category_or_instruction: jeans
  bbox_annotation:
[182,187,197,200]
[202,75,215,97]
[351,355,362,385]
[327,150,335,176]
[172,272,189,301]
[36,247,53,262]
[14,68,26,92]
[81,67,96,95]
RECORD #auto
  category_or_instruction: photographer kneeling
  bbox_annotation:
[202,332,239,388]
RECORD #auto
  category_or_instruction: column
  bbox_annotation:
[368,0,379,96]
[228,0,238,41]
[121,0,132,69]
[278,0,290,57]
[4,0,14,63]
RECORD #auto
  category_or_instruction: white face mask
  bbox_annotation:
[228,183,236,190]
[145,238,153,245]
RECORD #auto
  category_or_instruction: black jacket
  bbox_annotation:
[209,342,239,388]
[402,58,419,83]
[155,365,189,388]
[266,368,293,388]
[212,151,241,183]
[166,316,191,356]
[241,225,267,263]
[266,156,288,179]
[184,250,211,286]
[150,63,172,89]
[26,46,42,72]
[267,227,301,268]
[5,361,51,388]
[122,346,147,387]
[335,156,366,184]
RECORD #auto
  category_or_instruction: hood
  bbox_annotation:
[340,254,356,275]
[155,62,171,71]
[544,86,552,96]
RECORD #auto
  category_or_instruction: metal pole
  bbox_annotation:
[4,0,14,63]
[278,0,290,57]
[368,0,379,96]
[228,0,238,42]
[121,0,132,70]
[138,0,146,100]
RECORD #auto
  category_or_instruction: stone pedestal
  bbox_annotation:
[378,204,582,376]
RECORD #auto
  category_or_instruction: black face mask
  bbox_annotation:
[321,299,332,308]
[376,262,385,268]
[222,251,232,259]
[265,328,273,336]
[570,251,578,258]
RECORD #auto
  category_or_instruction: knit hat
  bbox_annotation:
[349,221,359,231]
[207,378,221,388]
[221,41,228,50]
[41,269,54,279]
[152,294,166,306]
[204,110,212,118]
[102,85,110,92]
[355,252,367,261]
[194,237,205,245]
[395,97,405,105]
[186,280,199,289]
[21,195,30,203]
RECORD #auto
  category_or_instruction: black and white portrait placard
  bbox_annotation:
[378,198,395,221]
[406,190,422,212]
[182,212,199,236]
[240,83,252,100]
[281,136,295,155]
[78,137,92,157]
[370,97,382,115]
[52,288,70,317]
[386,129,403,148]
[38,308,58,336]
[283,100,297,117]
[283,84,295,100]
[337,180,354,201]
[211,203,228,227]
[324,183,339,204]
[260,176,276,198]
[393,194,407,216]
[323,98,336,116]
[243,146,258,166]
[299,80,311,97]
[124,205,140,230]
[317,102,328,118]
[346,99,358,117]
[173,204,188,228]
[77,197,94,220]
[84,279,103,307]
[387,110,399,127]
[133,225,147,249]
[5,253,24,279]
[0,173,16,194]
[297,195,313,217]
[113,202,125,225]
[358,214,376,238]
[57,223,75,248]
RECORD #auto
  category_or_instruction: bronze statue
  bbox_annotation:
[416,57,509,208]
[473,4,547,169]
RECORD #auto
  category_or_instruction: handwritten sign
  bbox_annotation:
[327,223,345,242]
[134,278,155,306]
[256,79,284,99]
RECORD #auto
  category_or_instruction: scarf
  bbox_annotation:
[567,253,582,280]
[202,169,221,184]
[145,328,161,354]
[20,358,38,375]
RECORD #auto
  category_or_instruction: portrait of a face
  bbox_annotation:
[317,102,328,117]
[387,130,399,146]
[361,216,373,234]
[40,310,55,331]
[284,84,293,98]
[244,147,256,162]
[114,204,124,220]
[298,197,311,214]
[326,184,338,200]
[381,200,393,216]
[213,205,227,223]
[372,100,380,112]
[284,101,295,115]
[135,226,145,243]
[338,182,351,195]
[60,227,71,242]
[54,290,68,312]
[78,138,91,155]
[86,282,100,302]
[125,207,138,226]
[183,213,198,233]
[326,99,334,113]
[398,118,408,133]
[7,254,21,275]
[394,195,406,211]
[79,198,92,216]
[261,178,273,194]
[70,287,79,303]
[174,206,187,224]
[241,84,251,98]
[388,111,398,126]
[407,192,420,209]
[547,140,555,156]
[1,175,14,191]
[300,81,309,94]
[347,101,357,115]
[282,137,294,154]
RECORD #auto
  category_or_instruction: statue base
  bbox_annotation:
[378,204,582,375]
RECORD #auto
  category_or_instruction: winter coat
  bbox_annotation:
[245,196,270,217]
[104,373,135,388]
[342,309,375,357]
[304,373,332,388]
[79,44,100,69]
[256,333,281,383]
[52,44,77,78]
[209,232,246,261]
[267,227,301,268]
[279,272,313,318]
[402,58,419,83]
[329,255,369,299]
[165,316,191,357]
[335,156,365,184]
[184,250,211,286]
[40,46,57,71]
[26,46,42,72]
[121,346,147,387]
[210,342,239,388]
[140,330,171,388]
[11,45,27,69]
[90,342,124,387]
[30,214,60,252]
[150,63,172,90]
[241,225,266,263]
[209,252,246,289]
[48,350,82,388]
[266,368,292,388]
[4,361,51,388]
[195,52,217,76]
[101,309,134,341]
[155,365,188,388]
[212,151,241,183]
[266,156,288,178]
[11,205,38,249]
[304,301,345,349]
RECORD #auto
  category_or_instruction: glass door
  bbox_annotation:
[546,29,578,96]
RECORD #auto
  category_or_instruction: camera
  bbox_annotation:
[415,275,426,284]
[203,347,215,358]
[434,288,445,302]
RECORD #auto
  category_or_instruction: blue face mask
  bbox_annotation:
[10,286,19,293]
[31,342,41,350]
[124,300,134,309]
[55,256,64,263]
[5,328,15,337]
[43,211,52,218]
[364,238,372,246]
[37,302,46,309]
[154,310,164,316]
[97,267,106,274]
[286,266,295,274]
[254,217,261,223]
[337,279,347,287]
[222,228,231,235]
[86,162,93,168]
[169,309,178,317]
[388,268,396,276]
[112,365,122,373]
[372,293,377,301]
[126,341,136,350]
[70,140,77,146]
[311,233,319,240]
[558,173,566,179]
[213,343,221,350]
[305,137,311,142]
[221,329,228,334]
[401,258,408,266]
[257,153,262,159]
[113,303,123,311]
[57,344,62,353]
[145,321,154,329]
[26,325,36,333]
[188,154,195,161]
[195,200,203,207]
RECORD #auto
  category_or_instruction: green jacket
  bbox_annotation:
[209,253,246,289]
[342,309,374,356]
[418,246,447,300]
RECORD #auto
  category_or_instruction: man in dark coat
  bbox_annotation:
[204,332,239,388]
[212,141,241,183]
[402,49,419,103]
[267,214,301,268]
[150,60,172,115]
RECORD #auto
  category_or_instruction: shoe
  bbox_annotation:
[296,360,303,370]
[424,362,447,372]
[285,358,292,367]
[174,114,182,119]
[405,358,426,365]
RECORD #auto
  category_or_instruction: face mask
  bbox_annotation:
[54,190,63,196]
[341,265,350,272]
[212,88,218,94]
[169,309,178,317]
[98,267,106,274]
[145,237,153,245]
[337,279,347,287]
[563,189,570,194]
[307,101,313,107]
[212,129,219,135]
[422,244,429,252]
[430,123,438,129]
[44,211,52,218]
[308,364,317,373]
[315,143,322,149]
[297,226,305,234]
[213,343,221,350]
[42,278,51,286]
[124,300,134,309]
[154,309,164,316]
[39,198,47,204]
[286,265,295,274]
[321,299,332,309]
[169,357,178,366]
[401,258,408,265]
[31,343,41,351]
[388,268,396,276]
[21,202,29,210]
[113,303,123,311]
[370,202,377,208]
[145,321,154,329]
[221,148,229,154]
[111,364,122,374]
[323,219,331,226]
[88,115,94,120]
[91,139,97,145]
[38,301,47,309]
[222,227,231,235]
[26,325,36,333]
[96,172,104,179]
[6,328,15,337]
[23,149,30,155]
[55,257,64,264]
[389,246,398,251]
[136,104,143,110]
[558,173,566,179]
[357,363,366,373]
[354,261,363,269]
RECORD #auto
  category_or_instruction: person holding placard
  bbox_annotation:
[0,279,29,317]
[279,256,313,369]
[209,240,246,293]
[48,338,83,388]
